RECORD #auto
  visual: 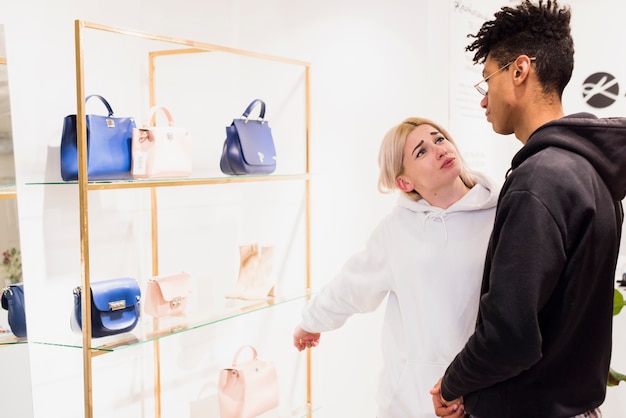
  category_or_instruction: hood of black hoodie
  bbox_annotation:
[510,112,626,201]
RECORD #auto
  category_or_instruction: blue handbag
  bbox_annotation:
[60,94,136,181]
[1,283,27,338]
[220,99,277,175]
[70,277,141,338]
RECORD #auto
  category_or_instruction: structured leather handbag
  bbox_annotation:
[144,271,192,317]
[60,94,136,181]
[220,99,277,175]
[1,283,27,338]
[70,277,141,338]
[131,106,192,179]
[218,345,279,418]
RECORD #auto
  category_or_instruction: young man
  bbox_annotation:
[431,1,626,417]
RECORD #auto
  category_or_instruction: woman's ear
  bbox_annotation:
[395,176,414,192]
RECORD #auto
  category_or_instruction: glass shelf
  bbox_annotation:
[31,292,310,353]
[26,173,311,190]
[0,332,26,345]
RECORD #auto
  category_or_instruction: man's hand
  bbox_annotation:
[430,378,465,417]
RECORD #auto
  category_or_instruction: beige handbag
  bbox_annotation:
[131,105,192,179]
[218,345,279,418]
[144,272,192,317]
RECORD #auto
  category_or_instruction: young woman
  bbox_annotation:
[293,117,498,418]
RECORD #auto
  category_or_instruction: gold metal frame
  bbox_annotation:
[73,19,312,418]
[0,186,16,199]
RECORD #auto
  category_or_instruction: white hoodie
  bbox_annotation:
[300,173,499,418]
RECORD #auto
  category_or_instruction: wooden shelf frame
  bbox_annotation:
[72,19,312,418]
[0,185,16,199]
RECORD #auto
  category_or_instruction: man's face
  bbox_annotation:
[477,55,516,136]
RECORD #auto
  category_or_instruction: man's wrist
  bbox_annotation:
[440,381,454,403]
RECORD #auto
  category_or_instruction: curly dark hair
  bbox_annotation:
[466,0,574,97]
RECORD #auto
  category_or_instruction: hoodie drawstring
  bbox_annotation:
[423,211,448,246]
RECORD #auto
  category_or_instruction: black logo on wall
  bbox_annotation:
[582,72,620,109]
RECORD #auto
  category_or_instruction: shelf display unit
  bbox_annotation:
[0,46,33,418]
[51,20,313,418]
[0,55,21,343]
[0,184,25,345]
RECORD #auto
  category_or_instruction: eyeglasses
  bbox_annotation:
[473,57,536,96]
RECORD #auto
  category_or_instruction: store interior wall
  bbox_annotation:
[0,0,624,416]
[0,24,36,417]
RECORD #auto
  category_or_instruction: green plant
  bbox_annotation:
[609,284,626,386]
[2,247,22,284]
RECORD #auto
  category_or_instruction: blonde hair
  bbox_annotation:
[377,117,476,201]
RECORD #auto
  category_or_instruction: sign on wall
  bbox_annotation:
[564,0,626,117]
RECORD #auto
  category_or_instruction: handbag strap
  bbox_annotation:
[1,286,11,310]
[231,345,258,367]
[241,99,266,120]
[144,105,175,127]
[85,94,115,117]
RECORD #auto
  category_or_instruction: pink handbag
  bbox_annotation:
[218,345,279,418]
[144,272,192,317]
[131,105,192,179]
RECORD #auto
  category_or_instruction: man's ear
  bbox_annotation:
[395,176,414,192]
[513,55,533,83]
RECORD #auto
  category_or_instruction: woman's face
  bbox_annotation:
[398,124,463,195]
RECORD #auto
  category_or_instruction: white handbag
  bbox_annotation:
[131,105,192,179]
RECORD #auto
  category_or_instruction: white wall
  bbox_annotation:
[0,0,624,417]
[2,1,451,417]
[566,1,626,414]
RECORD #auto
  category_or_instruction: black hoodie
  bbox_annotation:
[441,113,626,417]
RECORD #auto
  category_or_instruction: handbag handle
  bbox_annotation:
[231,344,258,367]
[241,99,266,120]
[144,105,175,127]
[1,286,12,310]
[85,94,115,117]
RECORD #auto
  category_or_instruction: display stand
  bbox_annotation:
[0,185,22,343]
[70,20,312,418]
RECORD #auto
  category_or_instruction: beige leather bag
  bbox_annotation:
[218,345,279,418]
[143,272,191,317]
